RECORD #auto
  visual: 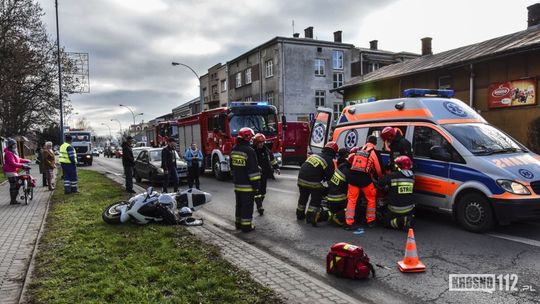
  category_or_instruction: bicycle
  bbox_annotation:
[18,166,36,205]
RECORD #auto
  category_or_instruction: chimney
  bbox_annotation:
[333,30,342,43]
[293,33,300,38]
[528,3,540,28]
[304,26,313,39]
[421,37,432,56]
[369,40,378,50]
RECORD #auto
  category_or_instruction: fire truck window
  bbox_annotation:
[218,114,226,131]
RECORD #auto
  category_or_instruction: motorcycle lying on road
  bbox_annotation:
[102,187,211,225]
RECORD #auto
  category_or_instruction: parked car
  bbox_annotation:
[115,148,123,158]
[133,148,188,185]
[92,148,100,157]
[132,147,145,160]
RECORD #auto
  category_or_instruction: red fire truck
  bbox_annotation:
[155,120,179,147]
[177,101,283,180]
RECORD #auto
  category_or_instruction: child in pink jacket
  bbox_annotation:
[2,138,30,204]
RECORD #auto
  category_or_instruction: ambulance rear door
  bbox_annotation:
[308,107,333,155]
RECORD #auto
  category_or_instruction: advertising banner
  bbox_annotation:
[488,78,536,109]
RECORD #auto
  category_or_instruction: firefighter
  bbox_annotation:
[59,134,79,194]
[345,135,383,229]
[252,133,280,216]
[380,127,413,170]
[231,127,261,233]
[296,141,337,226]
[325,148,351,226]
[376,156,415,231]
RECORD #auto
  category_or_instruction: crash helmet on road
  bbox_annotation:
[237,127,255,141]
[395,155,413,170]
[179,206,193,217]
[380,127,396,142]
[324,141,339,154]
[253,133,266,144]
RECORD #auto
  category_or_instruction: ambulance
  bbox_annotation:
[310,89,540,232]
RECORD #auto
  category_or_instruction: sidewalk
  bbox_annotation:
[0,165,52,304]
[103,171,363,304]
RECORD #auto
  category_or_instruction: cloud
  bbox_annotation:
[36,0,398,135]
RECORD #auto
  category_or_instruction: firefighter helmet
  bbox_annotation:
[380,127,396,141]
[325,141,339,154]
[238,127,255,141]
[253,133,266,144]
[395,155,413,170]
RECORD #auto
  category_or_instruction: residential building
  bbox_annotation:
[172,97,200,119]
[334,4,540,151]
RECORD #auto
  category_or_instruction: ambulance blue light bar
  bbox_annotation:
[230,101,269,107]
[403,88,455,98]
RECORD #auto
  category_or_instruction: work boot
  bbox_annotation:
[296,207,306,220]
[241,223,255,233]
[306,210,319,227]
[255,197,264,216]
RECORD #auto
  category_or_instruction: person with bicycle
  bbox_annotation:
[2,138,31,205]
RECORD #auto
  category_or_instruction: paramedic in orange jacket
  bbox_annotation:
[345,135,383,229]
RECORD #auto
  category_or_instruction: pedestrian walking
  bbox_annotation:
[345,135,383,229]
[252,133,280,216]
[36,146,47,187]
[377,156,416,231]
[59,134,79,194]
[161,138,179,193]
[296,141,337,226]
[184,143,203,190]
[122,136,136,194]
[231,127,260,233]
[2,138,31,204]
[42,141,56,191]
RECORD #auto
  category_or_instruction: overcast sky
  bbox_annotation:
[37,0,538,136]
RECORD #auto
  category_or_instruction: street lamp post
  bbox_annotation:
[111,119,122,137]
[55,0,64,141]
[101,123,112,139]
[119,104,143,125]
[171,62,203,113]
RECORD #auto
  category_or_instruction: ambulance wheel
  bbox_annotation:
[457,193,494,232]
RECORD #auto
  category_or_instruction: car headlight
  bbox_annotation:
[157,168,164,174]
[277,156,282,162]
[86,155,91,158]
[497,180,531,195]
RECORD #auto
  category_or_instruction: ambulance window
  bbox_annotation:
[413,126,464,163]
[367,126,407,153]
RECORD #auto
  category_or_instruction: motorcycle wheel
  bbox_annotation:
[102,201,129,224]
[23,180,29,205]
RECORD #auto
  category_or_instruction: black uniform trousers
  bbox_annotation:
[235,190,255,229]
[255,174,268,209]
[187,165,200,189]
[297,186,324,213]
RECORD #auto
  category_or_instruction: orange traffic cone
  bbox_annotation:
[397,228,426,273]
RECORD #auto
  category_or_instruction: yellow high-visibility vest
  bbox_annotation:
[59,143,77,164]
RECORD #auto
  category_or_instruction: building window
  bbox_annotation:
[315,90,326,107]
[265,91,274,105]
[221,79,227,92]
[314,59,325,76]
[438,76,452,89]
[333,72,344,88]
[245,68,252,84]
[265,60,273,78]
[235,72,242,88]
[333,103,344,122]
[245,96,252,102]
[368,62,379,72]
[332,50,343,70]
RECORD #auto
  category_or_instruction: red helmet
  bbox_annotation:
[395,156,413,170]
[238,127,255,141]
[349,147,359,154]
[380,127,396,141]
[253,133,266,144]
[324,141,339,154]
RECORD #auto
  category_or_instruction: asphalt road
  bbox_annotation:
[91,156,540,304]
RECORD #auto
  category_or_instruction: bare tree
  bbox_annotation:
[0,0,74,137]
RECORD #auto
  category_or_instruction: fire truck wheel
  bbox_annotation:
[212,156,227,181]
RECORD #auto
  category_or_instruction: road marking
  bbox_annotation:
[277,175,297,180]
[267,187,297,195]
[487,233,540,248]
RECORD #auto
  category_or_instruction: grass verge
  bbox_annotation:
[0,173,6,184]
[27,169,283,304]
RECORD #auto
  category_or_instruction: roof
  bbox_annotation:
[228,36,355,65]
[337,25,540,90]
